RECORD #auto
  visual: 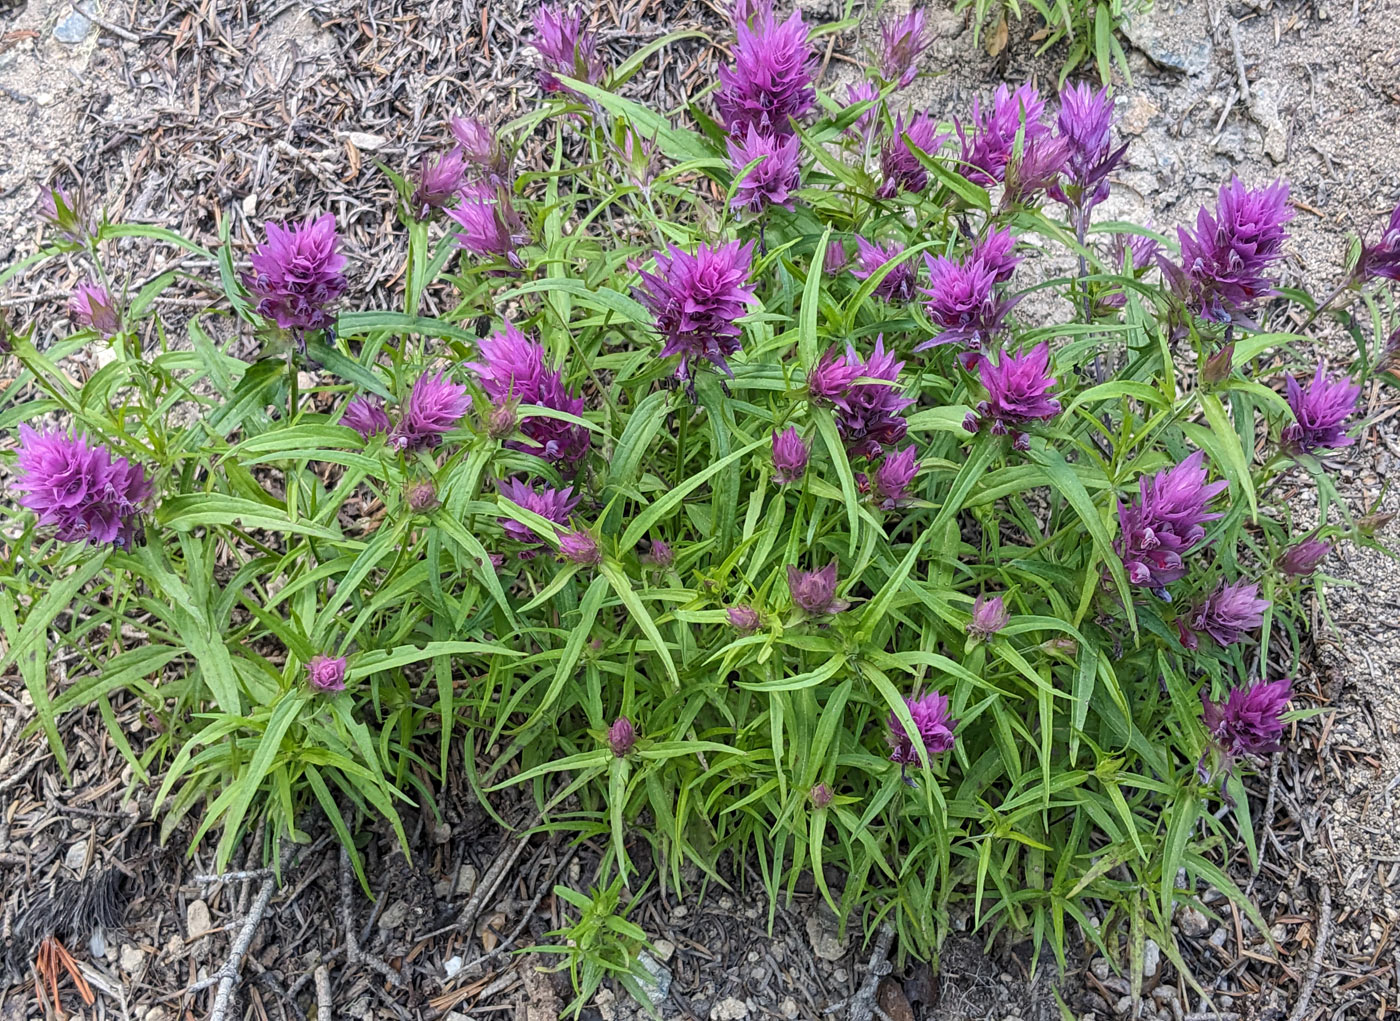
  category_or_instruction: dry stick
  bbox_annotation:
[206,872,279,1021]
[455,846,581,977]
[314,965,332,1021]
[1286,884,1333,1021]
[419,810,543,942]
[72,0,143,42]
[846,922,896,1021]
[1247,753,1281,896]
[337,845,405,989]
[1227,21,1252,106]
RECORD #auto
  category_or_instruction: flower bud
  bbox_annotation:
[643,538,673,568]
[726,605,761,632]
[307,654,347,692]
[486,402,518,439]
[558,527,602,566]
[1277,537,1330,577]
[966,594,1008,640]
[405,479,438,513]
[809,783,833,809]
[608,717,636,757]
[1201,342,1234,385]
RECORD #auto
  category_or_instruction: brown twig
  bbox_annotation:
[1286,884,1333,1021]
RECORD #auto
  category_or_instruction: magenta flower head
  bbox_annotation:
[727,604,762,631]
[38,184,92,243]
[716,7,817,136]
[69,282,121,337]
[558,526,603,566]
[877,8,931,88]
[411,148,467,219]
[820,338,914,460]
[607,717,636,757]
[14,426,151,547]
[1278,537,1330,577]
[969,342,1061,449]
[245,213,348,336]
[972,226,1021,283]
[496,477,580,547]
[1187,579,1270,647]
[787,562,848,615]
[448,184,527,268]
[1357,202,1400,283]
[886,691,956,766]
[823,237,850,275]
[450,117,511,186]
[468,323,590,467]
[967,594,1008,640]
[852,238,917,303]
[1281,362,1361,456]
[878,112,944,198]
[727,126,801,213]
[393,370,471,450]
[634,239,758,385]
[643,538,674,567]
[844,81,880,142]
[1115,450,1228,592]
[1171,177,1293,322]
[771,426,809,484]
[341,395,391,440]
[873,446,919,508]
[307,654,347,693]
[956,83,1050,187]
[1002,132,1071,206]
[1049,82,1126,210]
[1202,678,1292,758]
[531,4,605,94]
[917,252,1015,350]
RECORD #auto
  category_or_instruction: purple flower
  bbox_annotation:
[970,342,1061,447]
[38,184,91,243]
[873,446,919,508]
[1188,579,1270,646]
[809,782,833,808]
[771,427,809,484]
[1100,232,1163,310]
[468,324,590,467]
[643,538,673,567]
[822,238,849,274]
[448,184,527,267]
[967,594,1007,640]
[1357,202,1400,282]
[558,527,603,565]
[1171,177,1293,322]
[886,691,956,765]
[1002,132,1071,205]
[69,282,120,337]
[811,339,914,460]
[956,83,1051,187]
[307,654,347,693]
[972,226,1021,283]
[608,717,636,757]
[244,213,348,335]
[727,125,801,213]
[496,477,580,547]
[1281,362,1361,456]
[1278,537,1330,577]
[405,479,439,513]
[393,370,471,450]
[878,112,944,198]
[634,240,758,383]
[845,81,880,142]
[877,8,930,88]
[341,395,391,440]
[851,238,917,302]
[411,148,468,218]
[1115,450,1228,591]
[787,562,848,615]
[1049,82,1125,210]
[715,7,817,136]
[14,426,151,547]
[727,604,762,631]
[532,5,605,94]
[1202,678,1292,757]
[450,117,511,186]
[917,253,1014,350]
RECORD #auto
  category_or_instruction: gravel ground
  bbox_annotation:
[1,0,1398,1018]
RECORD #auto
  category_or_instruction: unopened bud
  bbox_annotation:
[608,717,636,757]
[405,479,438,513]
[1201,342,1234,385]
[487,402,517,439]
[809,783,833,808]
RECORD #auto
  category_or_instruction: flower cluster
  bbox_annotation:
[1115,451,1227,592]
[875,8,931,88]
[1281,363,1361,456]
[1170,177,1293,322]
[1180,579,1270,649]
[1048,83,1126,211]
[879,112,943,198]
[871,446,919,508]
[531,5,605,94]
[807,338,913,460]
[15,426,151,547]
[340,371,470,451]
[1203,678,1292,758]
[918,250,1017,350]
[307,655,347,693]
[244,213,348,337]
[788,562,847,615]
[727,125,800,213]
[851,238,917,303]
[468,323,591,467]
[886,691,956,766]
[771,427,809,484]
[635,239,757,386]
[1358,202,1400,282]
[964,342,1061,449]
[497,477,580,553]
[448,184,528,267]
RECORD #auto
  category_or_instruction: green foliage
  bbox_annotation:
[529,877,656,1017]
[956,0,1144,85]
[3,16,1394,1007]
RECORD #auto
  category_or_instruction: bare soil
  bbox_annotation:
[2,0,1399,1018]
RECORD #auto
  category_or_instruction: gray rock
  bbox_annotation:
[186,900,212,938]
[54,5,95,44]
[805,904,847,961]
[1121,14,1212,75]
[711,996,748,1020]
[1114,995,1134,1015]
[120,943,145,974]
[1177,906,1209,937]
[1141,938,1161,979]
[635,951,672,1007]
[1090,957,1111,981]
[377,899,410,930]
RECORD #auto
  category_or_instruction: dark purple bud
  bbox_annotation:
[1202,342,1234,385]
[405,479,438,513]
[787,562,848,615]
[643,538,674,568]
[1277,537,1330,577]
[557,527,603,566]
[608,717,636,757]
[1202,678,1292,757]
[726,604,761,631]
[771,427,809,484]
[486,401,518,439]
